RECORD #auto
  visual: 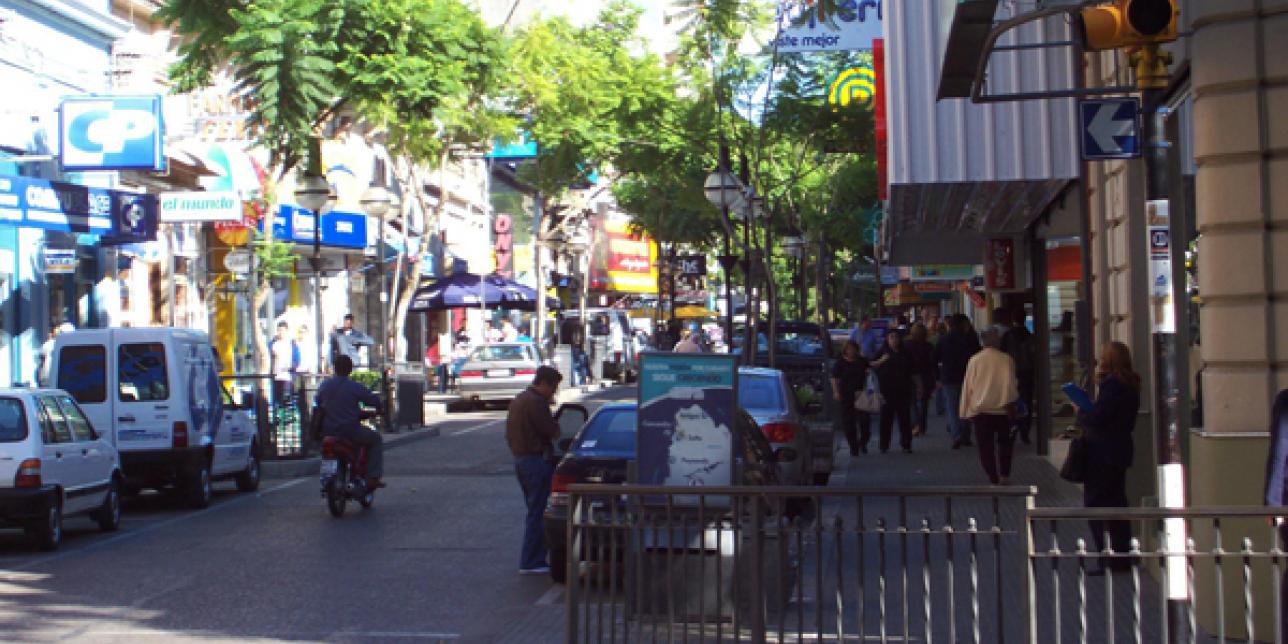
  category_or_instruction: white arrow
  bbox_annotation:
[1088,103,1134,154]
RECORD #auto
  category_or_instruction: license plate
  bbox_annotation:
[320,459,337,475]
[487,369,511,377]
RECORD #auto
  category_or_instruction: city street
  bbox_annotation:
[0,387,633,643]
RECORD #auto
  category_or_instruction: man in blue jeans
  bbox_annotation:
[934,314,981,449]
[505,366,564,574]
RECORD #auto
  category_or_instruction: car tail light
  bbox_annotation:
[172,421,188,449]
[761,422,796,443]
[549,472,576,504]
[459,370,484,378]
[14,458,40,488]
[514,368,536,376]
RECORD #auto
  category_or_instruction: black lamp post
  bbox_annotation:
[704,148,745,352]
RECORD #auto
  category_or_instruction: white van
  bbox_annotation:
[49,328,260,508]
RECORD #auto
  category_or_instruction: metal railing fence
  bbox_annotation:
[563,485,1288,644]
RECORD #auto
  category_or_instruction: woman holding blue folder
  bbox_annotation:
[1073,341,1141,573]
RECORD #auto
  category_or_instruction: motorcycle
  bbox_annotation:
[319,409,381,518]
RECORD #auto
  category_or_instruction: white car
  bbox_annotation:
[0,389,122,550]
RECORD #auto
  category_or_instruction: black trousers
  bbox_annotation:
[973,414,1016,484]
[879,395,913,451]
[1084,462,1131,564]
[838,397,872,452]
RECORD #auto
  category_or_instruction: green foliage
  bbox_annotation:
[252,236,299,280]
[158,0,512,170]
[350,369,382,391]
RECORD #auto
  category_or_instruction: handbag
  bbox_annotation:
[854,372,884,414]
[1059,435,1088,482]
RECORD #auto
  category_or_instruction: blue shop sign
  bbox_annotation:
[0,174,157,241]
[59,96,166,172]
[262,205,368,250]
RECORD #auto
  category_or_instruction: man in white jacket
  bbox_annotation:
[959,327,1019,484]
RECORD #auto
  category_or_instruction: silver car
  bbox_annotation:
[737,367,813,486]
[457,343,543,403]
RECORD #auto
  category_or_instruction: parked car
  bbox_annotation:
[543,401,788,583]
[50,328,260,508]
[738,367,813,486]
[735,321,836,485]
[0,389,123,550]
[456,343,544,403]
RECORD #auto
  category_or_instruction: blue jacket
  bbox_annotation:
[316,376,382,434]
[1077,375,1139,469]
[1264,390,1288,506]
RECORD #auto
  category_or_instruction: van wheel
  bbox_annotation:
[94,480,122,532]
[27,502,62,551]
[187,460,213,509]
[236,445,261,493]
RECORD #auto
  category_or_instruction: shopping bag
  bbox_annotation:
[854,372,884,413]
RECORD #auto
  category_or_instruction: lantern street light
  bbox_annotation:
[294,173,330,377]
[704,153,745,351]
[781,233,808,319]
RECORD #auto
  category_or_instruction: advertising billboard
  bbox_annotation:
[636,353,738,492]
[60,96,165,172]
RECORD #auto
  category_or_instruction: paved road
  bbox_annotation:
[0,386,634,643]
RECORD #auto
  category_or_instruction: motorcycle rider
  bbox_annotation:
[315,355,385,488]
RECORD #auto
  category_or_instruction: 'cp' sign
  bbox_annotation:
[59,96,166,171]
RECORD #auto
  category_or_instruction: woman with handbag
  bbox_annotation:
[832,341,873,455]
[1074,341,1141,574]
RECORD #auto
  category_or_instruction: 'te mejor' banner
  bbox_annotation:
[774,0,884,53]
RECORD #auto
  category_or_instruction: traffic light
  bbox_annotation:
[1080,0,1178,51]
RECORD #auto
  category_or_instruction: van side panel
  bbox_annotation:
[52,335,115,449]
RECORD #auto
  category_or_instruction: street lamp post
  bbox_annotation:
[294,173,331,378]
[361,184,393,430]
[704,149,745,353]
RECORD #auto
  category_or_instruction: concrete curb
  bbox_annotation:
[261,425,442,480]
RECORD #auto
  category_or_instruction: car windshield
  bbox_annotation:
[577,407,637,452]
[470,345,531,362]
[738,374,785,413]
[0,398,25,442]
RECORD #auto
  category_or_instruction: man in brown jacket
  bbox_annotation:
[506,365,563,574]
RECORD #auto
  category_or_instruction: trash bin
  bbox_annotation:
[392,362,425,431]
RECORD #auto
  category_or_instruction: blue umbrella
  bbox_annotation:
[408,272,560,312]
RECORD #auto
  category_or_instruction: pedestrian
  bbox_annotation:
[486,321,504,344]
[960,327,1019,485]
[330,313,374,370]
[269,321,300,407]
[1075,341,1141,574]
[502,319,519,343]
[935,314,981,448]
[931,319,950,415]
[1000,308,1037,445]
[673,330,703,353]
[831,340,872,455]
[505,365,564,575]
[1264,388,1288,634]
[905,323,937,437]
[850,316,884,359]
[871,331,915,453]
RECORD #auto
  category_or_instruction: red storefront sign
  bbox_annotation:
[984,238,1016,290]
[494,214,513,278]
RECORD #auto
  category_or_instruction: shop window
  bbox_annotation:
[119,343,169,402]
[57,345,107,404]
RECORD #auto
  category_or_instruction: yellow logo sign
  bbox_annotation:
[828,66,876,110]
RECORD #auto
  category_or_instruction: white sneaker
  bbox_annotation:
[519,566,551,575]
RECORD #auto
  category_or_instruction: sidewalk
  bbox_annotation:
[834,410,1083,508]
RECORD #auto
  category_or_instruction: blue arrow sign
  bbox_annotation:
[1080,98,1141,160]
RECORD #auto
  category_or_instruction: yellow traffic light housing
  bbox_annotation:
[1080,0,1178,51]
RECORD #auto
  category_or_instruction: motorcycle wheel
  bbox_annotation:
[326,466,348,518]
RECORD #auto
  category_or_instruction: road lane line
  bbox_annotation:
[535,585,564,605]
[7,478,310,572]
[449,419,504,436]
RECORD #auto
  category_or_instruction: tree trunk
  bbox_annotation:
[252,280,272,374]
